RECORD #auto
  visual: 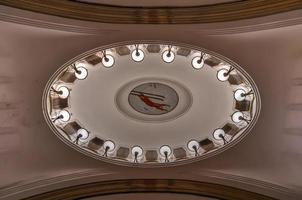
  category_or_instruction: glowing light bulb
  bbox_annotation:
[103,140,115,152]
[58,110,71,122]
[232,111,245,123]
[159,145,172,156]
[77,128,89,140]
[162,50,175,63]
[57,86,69,99]
[192,56,204,69]
[102,55,115,68]
[75,67,88,80]
[217,69,229,81]
[187,140,200,152]
[131,49,144,62]
[213,129,225,140]
[131,146,143,157]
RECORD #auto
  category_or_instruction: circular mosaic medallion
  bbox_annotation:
[128,83,179,115]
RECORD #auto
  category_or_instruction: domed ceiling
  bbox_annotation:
[43,41,260,166]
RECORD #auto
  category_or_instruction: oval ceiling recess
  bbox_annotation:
[43,41,261,167]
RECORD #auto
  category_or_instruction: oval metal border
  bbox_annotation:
[42,40,261,168]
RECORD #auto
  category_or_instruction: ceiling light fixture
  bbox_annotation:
[51,86,69,99]
[234,89,254,101]
[73,64,88,80]
[131,44,144,62]
[103,140,115,157]
[131,146,143,163]
[160,145,172,162]
[213,129,228,144]
[232,111,250,124]
[52,110,70,123]
[102,50,115,68]
[187,140,200,156]
[217,66,234,82]
[191,53,205,69]
[162,45,175,63]
[75,128,89,144]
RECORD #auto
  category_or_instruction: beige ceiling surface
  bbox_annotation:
[78,0,237,7]
[0,6,302,200]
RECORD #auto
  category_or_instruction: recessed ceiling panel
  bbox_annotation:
[42,41,260,167]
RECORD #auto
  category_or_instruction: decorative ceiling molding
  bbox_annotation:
[1,170,301,200]
[0,10,119,35]
[74,0,239,8]
[1,7,302,35]
[23,179,276,200]
[1,0,302,24]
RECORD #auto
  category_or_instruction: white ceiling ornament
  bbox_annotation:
[42,41,261,167]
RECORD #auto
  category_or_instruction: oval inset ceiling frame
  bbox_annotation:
[23,179,276,200]
[1,0,302,24]
[42,40,261,167]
